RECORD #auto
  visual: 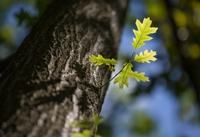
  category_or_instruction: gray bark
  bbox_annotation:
[0,0,128,136]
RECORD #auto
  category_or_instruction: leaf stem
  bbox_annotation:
[99,63,128,88]
[99,51,135,89]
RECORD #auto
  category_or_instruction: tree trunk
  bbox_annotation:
[0,0,128,136]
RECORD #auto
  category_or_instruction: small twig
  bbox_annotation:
[99,51,136,89]
[98,63,128,88]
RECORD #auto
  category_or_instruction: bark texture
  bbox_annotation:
[0,0,128,136]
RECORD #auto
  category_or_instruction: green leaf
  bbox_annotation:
[72,130,101,137]
[72,130,92,137]
[129,71,149,82]
[89,55,117,71]
[132,17,158,49]
[92,114,103,126]
[134,50,157,63]
[114,63,132,88]
[114,63,149,88]
[89,55,117,66]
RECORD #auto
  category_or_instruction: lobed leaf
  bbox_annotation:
[132,17,158,49]
[114,63,149,88]
[89,55,117,71]
[114,63,132,88]
[72,130,92,137]
[134,50,157,63]
[129,71,149,82]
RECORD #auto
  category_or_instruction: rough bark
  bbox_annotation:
[0,0,128,136]
[0,54,14,74]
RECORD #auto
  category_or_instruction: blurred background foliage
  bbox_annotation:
[0,0,50,58]
[0,0,200,137]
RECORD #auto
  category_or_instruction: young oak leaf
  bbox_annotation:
[114,63,149,88]
[134,50,157,63]
[132,17,158,49]
[72,130,92,137]
[129,71,149,82]
[114,63,132,88]
[72,129,101,137]
[89,55,117,71]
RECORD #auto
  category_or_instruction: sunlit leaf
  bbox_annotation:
[72,130,92,137]
[92,114,103,126]
[114,63,149,88]
[134,50,157,63]
[129,71,149,82]
[132,17,157,49]
[114,63,132,88]
[89,55,117,71]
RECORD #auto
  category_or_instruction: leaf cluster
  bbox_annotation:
[89,17,158,88]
